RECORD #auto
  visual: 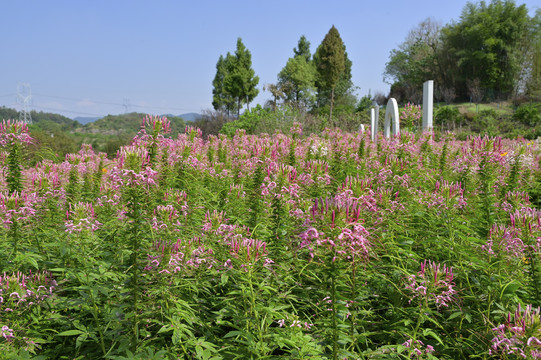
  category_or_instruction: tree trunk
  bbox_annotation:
[329,87,335,123]
[246,95,250,112]
[237,98,241,119]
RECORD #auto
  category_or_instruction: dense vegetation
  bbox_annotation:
[382,0,540,103]
[1,2,540,356]
[1,115,540,359]
[0,107,187,160]
[210,0,540,125]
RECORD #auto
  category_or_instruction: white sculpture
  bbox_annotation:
[384,98,399,138]
[423,80,433,130]
[370,107,379,142]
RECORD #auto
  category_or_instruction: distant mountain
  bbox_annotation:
[72,113,201,124]
[74,116,101,124]
[178,113,201,122]
[81,112,188,136]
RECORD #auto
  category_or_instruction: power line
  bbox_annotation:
[0,102,103,117]
[31,105,104,117]
[33,93,200,113]
[33,93,119,107]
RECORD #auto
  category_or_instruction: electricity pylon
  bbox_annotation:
[16,83,32,124]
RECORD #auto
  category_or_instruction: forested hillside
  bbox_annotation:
[0,107,187,160]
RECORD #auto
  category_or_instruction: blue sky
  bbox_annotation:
[1,0,539,119]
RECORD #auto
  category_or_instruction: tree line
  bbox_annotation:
[211,0,540,124]
[212,25,356,122]
[384,0,541,104]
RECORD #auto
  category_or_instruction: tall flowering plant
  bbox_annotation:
[0,270,57,352]
[405,260,457,309]
[0,120,34,254]
[0,119,32,147]
[489,304,541,359]
[297,195,373,359]
[397,260,458,358]
[400,103,422,131]
[0,120,32,194]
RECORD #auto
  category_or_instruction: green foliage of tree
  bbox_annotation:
[313,26,348,121]
[278,52,316,110]
[219,105,271,136]
[219,104,304,137]
[224,38,260,118]
[513,103,541,126]
[212,55,238,116]
[0,106,21,121]
[441,0,531,100]
[212,38,259,119]
[30,111,79,129]
[384,1,538,103]
[356,94,373,113]
[28,127,79,162]
[525,9,541,100]
[293,35,311,61]
[384,18,442,103]
[84,113,185,138]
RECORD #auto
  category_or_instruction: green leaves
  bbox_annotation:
[57,329,85,336]
[213,38,259,118]
[386,1,537,102]
[314,26,346,90]
[278,53,316,109]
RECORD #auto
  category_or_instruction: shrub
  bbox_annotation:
[513,104,541,127]
[434,106,463,131]
[471,109,502,136]
[220,105,271,137]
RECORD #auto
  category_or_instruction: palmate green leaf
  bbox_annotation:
[75,332,88,349]
[221,273,229,285]
[422,328,444,345]
[224,330,242,338]
[57,329,85,336]
[157,325,174,334]
[448,311,463,320]
[501,281,521,296]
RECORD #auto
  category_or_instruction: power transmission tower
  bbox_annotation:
[16,83,32,124]
[123,98,131,113]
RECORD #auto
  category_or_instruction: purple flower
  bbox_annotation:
[1,325,14,340]
[405,260,456,308]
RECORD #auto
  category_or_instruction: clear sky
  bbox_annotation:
[1,0,539,119]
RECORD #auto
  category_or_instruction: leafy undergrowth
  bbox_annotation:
[1,117,541,359]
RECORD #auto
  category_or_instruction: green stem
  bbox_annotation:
[131,212,139,353]
[86,269,107,356]
[331,260,338,360]
[528,246,540,303]
[248,265,264,355]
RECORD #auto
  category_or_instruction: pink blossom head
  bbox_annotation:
[0,119,33,146]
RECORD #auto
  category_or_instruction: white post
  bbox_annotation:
[370,105,380,143]
[423,80,433,130]
[384,98,399,138]
[370,108,376,141]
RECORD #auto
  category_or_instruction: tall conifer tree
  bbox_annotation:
[212,55,237,116]
[225,38,259,118]
[212,38,259,118]
[314,26,346,121]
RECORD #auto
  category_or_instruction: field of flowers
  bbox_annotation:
[1,116,540,359]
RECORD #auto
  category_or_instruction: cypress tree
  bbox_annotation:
[314,26,346,122]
